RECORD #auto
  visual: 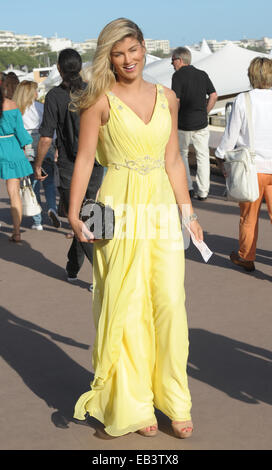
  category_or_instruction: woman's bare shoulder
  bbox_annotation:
[2,98,18,111]
[82,94,109,114]
[81,94,110,126]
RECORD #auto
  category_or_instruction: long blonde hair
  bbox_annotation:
[71,18,144,112]
[13,80,38,115]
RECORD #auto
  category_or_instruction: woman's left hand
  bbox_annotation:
[189,220,203,242]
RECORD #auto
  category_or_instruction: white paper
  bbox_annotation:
[185,224,213,263]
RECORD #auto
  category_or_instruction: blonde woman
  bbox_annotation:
[13,81,60,229]
[0,82,32,242]
[69,18,203,438]
[216,57,272,272]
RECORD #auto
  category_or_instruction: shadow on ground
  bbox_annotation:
[185,231,272,281]
[0,231,90,289]
[188,328,272,405]
[0,307,93,429]
[1,306,271,436]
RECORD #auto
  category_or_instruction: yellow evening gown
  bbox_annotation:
[74,84,192,436]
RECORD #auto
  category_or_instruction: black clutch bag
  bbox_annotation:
[80,199,115,240]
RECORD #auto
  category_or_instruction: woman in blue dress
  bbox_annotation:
[0,84,33,242]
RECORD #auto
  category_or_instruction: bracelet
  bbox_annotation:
[183,213,198,225]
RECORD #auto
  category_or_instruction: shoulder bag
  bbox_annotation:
[223,92,259,203]
[20,176,42,216]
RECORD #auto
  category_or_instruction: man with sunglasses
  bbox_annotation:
[171,47,217,200]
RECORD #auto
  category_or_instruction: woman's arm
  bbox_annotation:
[164,87,203,242]
[215,95,243,160]
[68,97,106,242]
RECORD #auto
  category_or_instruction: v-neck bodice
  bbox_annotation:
[96,83,171,170]
[108,85,158,126]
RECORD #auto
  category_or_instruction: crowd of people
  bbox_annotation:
[0,18,271,439]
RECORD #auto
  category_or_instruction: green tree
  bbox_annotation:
[240,44,267,54]
[0,49,39,71]
[148,49,171,58]
[81,49,96,63]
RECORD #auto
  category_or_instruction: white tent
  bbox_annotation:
[195,42,269,96]
[145,54,161,66]
[21,71,34,82]
[143,48,211,88]
[3,68,28,80]
[199,39,212,55]
[144,43,270,96]
[40,64,61,94]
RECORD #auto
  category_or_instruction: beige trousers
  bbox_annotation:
[178,126,210,198]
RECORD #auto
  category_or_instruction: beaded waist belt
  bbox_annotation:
[0,134,14,139]
[108,156,165,175]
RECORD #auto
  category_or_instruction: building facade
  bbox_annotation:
[0,30,47,49]
[144,39,170,54]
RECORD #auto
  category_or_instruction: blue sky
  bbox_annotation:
[1,0,272,47]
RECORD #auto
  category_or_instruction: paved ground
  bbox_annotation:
[0,171,271,450]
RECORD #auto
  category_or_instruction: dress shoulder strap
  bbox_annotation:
[156,83,168,109]
[105,90,124,112]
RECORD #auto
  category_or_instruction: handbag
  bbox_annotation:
[223,92,259,203]
[80,199,115,240]
[20,176,42,216]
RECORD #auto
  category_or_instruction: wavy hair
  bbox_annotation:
[13,80,38,115]
[71,18,144,112]
[248,57,272,89]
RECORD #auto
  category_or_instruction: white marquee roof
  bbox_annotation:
[143,48,211,88]
[194,42,269,96]
[199,39,212,55]
[144,43,270,96]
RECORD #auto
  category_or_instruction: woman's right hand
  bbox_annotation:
[69,218,95,243]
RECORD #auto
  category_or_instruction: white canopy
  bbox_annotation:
[3,68,27,79]
[145,54,161,65]
[143,48,211,88]
[144,42,270,96]
[199,39,212,55]
[195,42,269,96]
[21,72,34,82]
[40,64,61,94]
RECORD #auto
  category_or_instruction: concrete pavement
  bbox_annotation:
[0,172,271,450]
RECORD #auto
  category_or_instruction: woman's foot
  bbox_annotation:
[137,424,158,437]
[9,233,21,243]
[171,420,193,439]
